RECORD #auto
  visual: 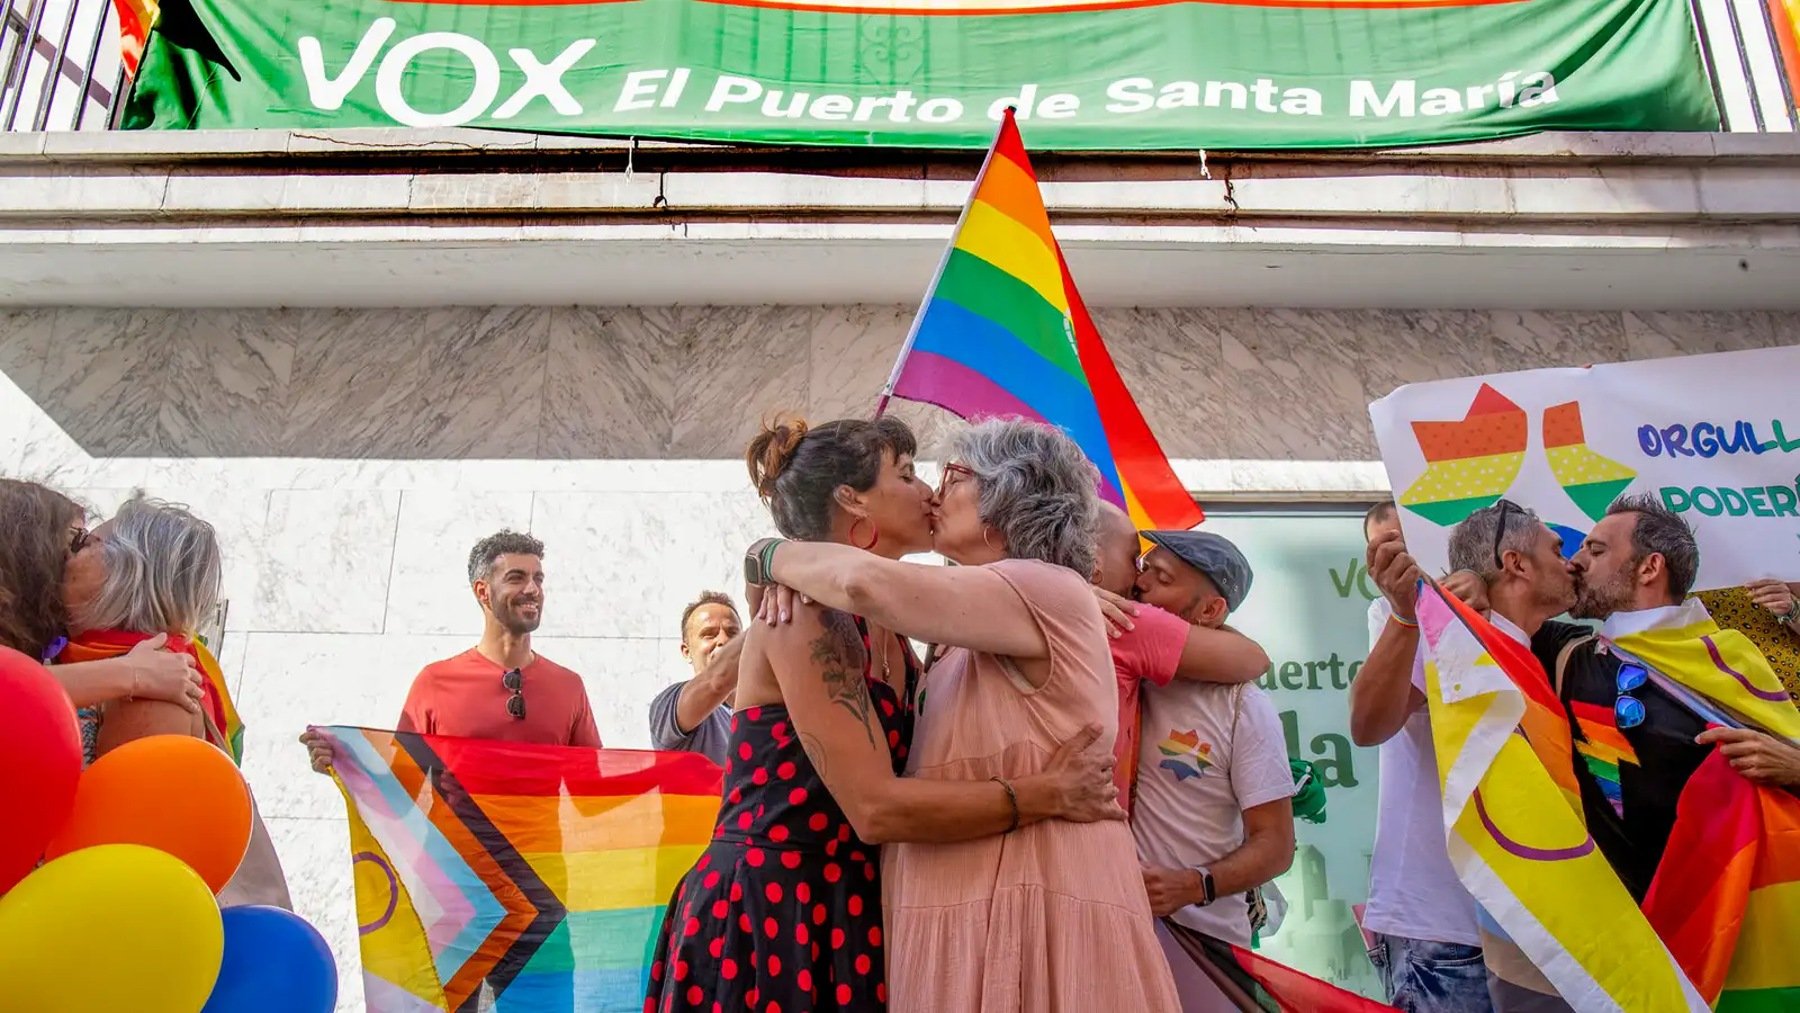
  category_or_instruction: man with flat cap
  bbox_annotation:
[1131,529,1299,1013]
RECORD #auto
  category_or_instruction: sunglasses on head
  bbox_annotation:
[502,668,525,720]
[1491,499,1520,571]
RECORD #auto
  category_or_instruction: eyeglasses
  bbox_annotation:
[1491,499,1520,571]
[1615,662,1648,729]
[502,668,525,720]
[936,462,974,499]
[67,526,90,557]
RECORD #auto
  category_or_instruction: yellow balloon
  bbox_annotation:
[0,844,223,1013]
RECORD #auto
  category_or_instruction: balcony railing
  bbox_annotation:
[1,0,121,131]
[2,0,1795,135]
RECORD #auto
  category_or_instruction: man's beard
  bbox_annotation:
[1569,573,1630,620]
[495,598,542,634]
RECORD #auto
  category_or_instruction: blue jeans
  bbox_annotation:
[1368,933,1494,1013]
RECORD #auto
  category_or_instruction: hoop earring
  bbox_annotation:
[982,527,996,550]
[849,517,880,551]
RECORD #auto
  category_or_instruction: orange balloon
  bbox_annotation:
[45,734,251,893]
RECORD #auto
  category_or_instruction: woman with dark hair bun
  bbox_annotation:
[739,418,1181,1012]
[644,415,1120,1013]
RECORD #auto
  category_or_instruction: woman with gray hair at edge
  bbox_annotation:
[749,418,1180,1012]
[56,493,229,761]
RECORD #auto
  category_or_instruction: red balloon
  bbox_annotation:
[0,646,82,893]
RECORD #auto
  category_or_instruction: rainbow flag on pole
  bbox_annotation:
[318,727,721,1012]
[876,108,1202,532]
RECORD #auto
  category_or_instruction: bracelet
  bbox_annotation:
[744,537,787,587]
[1389,613,1420,630]
[990,776,1020,833]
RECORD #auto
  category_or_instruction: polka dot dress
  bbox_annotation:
[645,624,915,1013]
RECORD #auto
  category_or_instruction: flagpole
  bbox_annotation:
[873,108,1017,420]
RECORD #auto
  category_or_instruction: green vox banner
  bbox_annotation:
[126,0,1720,148]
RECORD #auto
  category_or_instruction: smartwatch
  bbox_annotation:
[1191,866,1216,907]
[745,538,784,587]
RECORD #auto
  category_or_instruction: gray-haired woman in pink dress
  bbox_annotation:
[753,418,1180,1012]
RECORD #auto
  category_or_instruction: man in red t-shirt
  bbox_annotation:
[303,529,600,772]
[1090,503,1269,813]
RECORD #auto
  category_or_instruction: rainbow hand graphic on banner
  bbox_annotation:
[1399,385,1636,537]
[1398,384,1527,526]
[1543,401,1636,522]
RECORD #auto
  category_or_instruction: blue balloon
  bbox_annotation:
[202,906,337,1013]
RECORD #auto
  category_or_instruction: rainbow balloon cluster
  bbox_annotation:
[0,645,337,1013]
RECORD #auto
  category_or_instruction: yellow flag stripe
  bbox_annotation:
[525,844,710,911]
[1726,881,1800,991]
[955,201,1068,315]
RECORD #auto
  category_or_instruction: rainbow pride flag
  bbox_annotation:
[318,727,721,1012]
[110,0,159,76]
[1605,601,1800,1012]
[877,108,1202,532]
[1645,752,1800,1012]
[1415,585,1704,1012]
[58,630,244,765]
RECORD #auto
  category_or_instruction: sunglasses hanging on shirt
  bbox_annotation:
[503,668,526,720]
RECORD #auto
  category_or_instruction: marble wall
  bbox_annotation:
[1,304,1794,1010]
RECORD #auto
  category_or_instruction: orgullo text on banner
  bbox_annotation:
[1368,345,1800,593]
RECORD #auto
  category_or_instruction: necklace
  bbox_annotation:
[871,628,893,684]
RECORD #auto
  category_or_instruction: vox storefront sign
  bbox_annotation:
[125,0,1718,148]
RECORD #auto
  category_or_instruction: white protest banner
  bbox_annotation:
[1368,345,1800,592]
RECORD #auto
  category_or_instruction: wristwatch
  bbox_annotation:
[745,538,785,587]
[1191,866,1216,907]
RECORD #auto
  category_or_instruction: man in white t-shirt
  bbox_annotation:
[1351,502,1494,1013]
[1131,530,1298,1013]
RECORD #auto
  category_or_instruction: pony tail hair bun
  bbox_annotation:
[745,415,810,499]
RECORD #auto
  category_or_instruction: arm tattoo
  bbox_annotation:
[814,609,877,749]
[799,730,830,780]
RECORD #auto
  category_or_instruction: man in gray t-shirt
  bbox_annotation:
[647,590,744,765]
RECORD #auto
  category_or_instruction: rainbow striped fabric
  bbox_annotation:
[1607,602,1800,1012]
[319,727,721,1012]
[1569,699,1639,818]
[58,630,244,765]
[109,0,159,76]
[1415,585,1705,1012]
[1646,752,1800,1013]
[878,108,1202,532]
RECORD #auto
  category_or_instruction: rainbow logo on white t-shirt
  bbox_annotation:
[1155,729,1214,782]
